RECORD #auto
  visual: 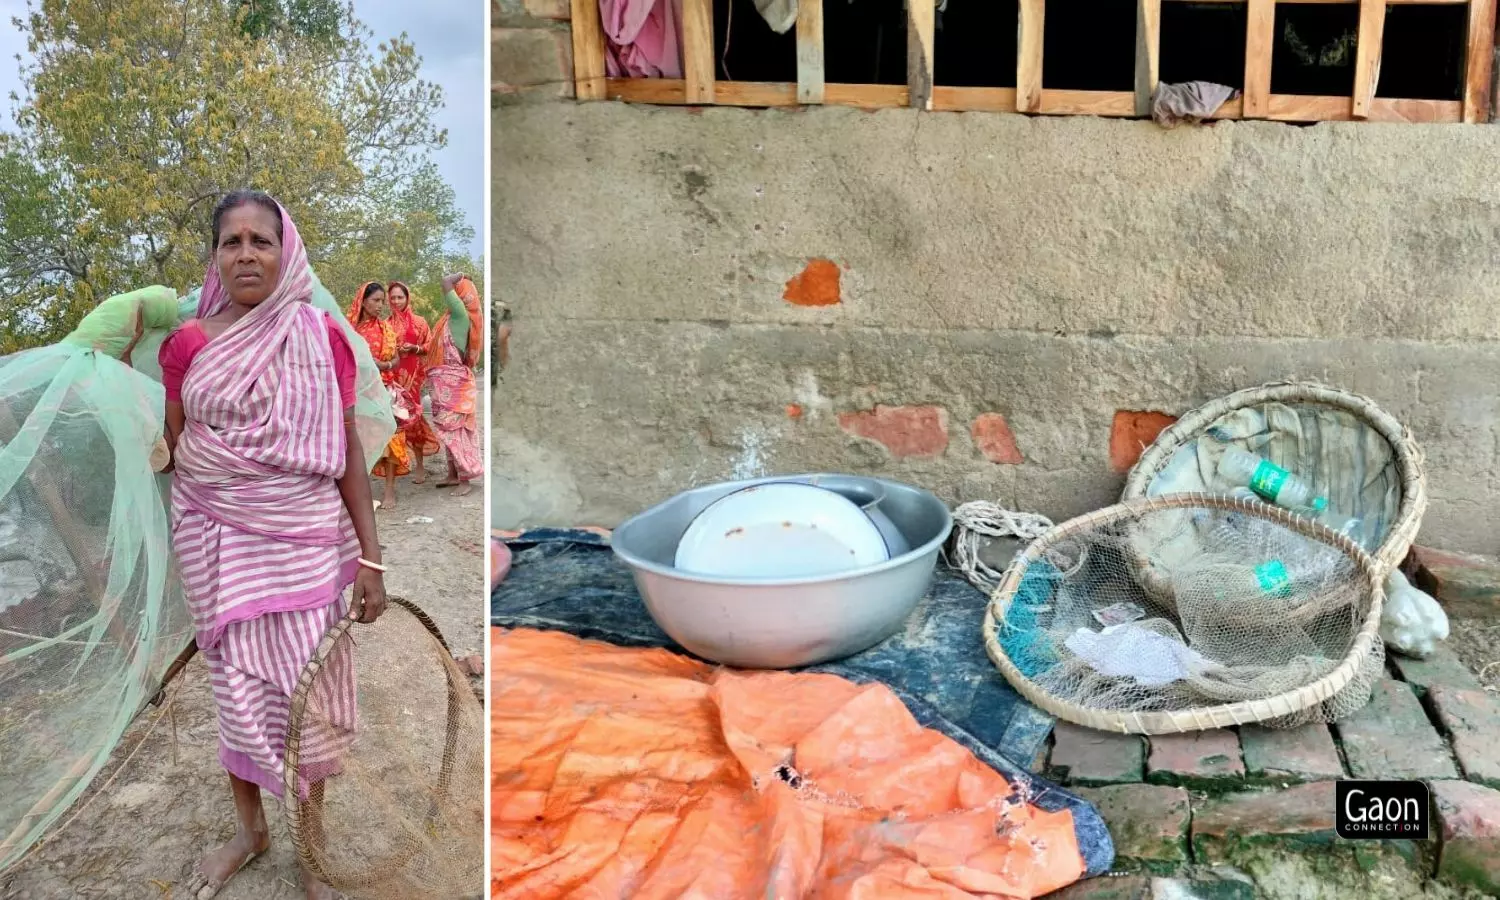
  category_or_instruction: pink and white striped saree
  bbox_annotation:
[169,201,358,798]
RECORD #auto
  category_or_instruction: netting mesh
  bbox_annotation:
[0,346,192,869]
[286,598,485,900]
[990,498,1383,730]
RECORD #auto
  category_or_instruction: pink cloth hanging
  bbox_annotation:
[599,0,683,78]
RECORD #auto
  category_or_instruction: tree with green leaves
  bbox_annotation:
[0,0,480,355]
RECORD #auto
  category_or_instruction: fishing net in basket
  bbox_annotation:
[984,494,1385,734]
[285,597,484,900]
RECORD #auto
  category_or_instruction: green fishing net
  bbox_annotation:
[0,281,395,871]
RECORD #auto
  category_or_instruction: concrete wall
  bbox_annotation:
[492,12,1500,554]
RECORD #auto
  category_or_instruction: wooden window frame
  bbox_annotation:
[571,0,1497,123]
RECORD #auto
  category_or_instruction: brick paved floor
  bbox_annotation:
[1040,644,1500,898]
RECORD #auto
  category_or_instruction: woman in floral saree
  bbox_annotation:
[347,282,408,509]
[385,281,441,484]
[161,190,386,900]
[427,273,483,498]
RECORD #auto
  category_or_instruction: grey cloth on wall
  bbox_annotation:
[1152,81,1239,128]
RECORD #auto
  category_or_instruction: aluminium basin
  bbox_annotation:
[611,473,953,669]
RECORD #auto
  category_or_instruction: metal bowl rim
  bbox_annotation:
[611,473,954,587]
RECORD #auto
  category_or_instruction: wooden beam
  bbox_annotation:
[908,0,936,110]
[1018,0,1044,113]
[796,0,825,104]
[1135,0,1162,116]
[1243,0,1275,118]
[1464,0,1497,122]
[932,86,1019,113]
[599,78,1462,124]
[569,0,608,101]
[681,0,715,103]
[605,78,689,103]
[1352,0,1386,119]
[1266,94,1462,122]
[1164,0,1465,3]
[1038,90,1137,116]
[825,83,911,108]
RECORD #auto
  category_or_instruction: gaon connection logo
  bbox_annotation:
[1335,781,1429,840]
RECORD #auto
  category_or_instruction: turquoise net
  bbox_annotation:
[0,280,394,870]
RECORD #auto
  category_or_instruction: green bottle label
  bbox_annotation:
[1248,459,1290,503]
[1254,560,1292,598]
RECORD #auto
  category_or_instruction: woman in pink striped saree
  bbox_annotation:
[158,191,386,900]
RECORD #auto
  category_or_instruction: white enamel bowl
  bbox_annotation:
[673,482,889,578]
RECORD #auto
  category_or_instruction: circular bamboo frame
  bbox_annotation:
[983,493,1386,735]
[1121,380,1427,578]
[283,595,479,890]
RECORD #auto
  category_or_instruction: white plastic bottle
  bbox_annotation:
[1217,446,1324,511]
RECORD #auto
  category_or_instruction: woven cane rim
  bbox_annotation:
[982,493,1386,735]
[1121,380,1428,576]
[284,596,478,888]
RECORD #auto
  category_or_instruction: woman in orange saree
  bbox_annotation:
[347,282,409,509]
[427,273,483,498]
[385,281,441,484]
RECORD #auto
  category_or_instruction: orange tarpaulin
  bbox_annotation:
[491,628,1087,899]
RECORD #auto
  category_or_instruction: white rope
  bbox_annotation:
[949,501,1058,595]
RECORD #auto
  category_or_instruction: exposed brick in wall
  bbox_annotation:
[1108,411,1178,475]
[837,405,949,459]
[783,259,842,306]
[493,0,574,102]
[970,413,1023,465]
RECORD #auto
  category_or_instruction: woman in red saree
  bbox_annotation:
[347,282,409,509]
[385,281,441,483]
[427,273,483,497]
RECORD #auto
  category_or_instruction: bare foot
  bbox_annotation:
[411,472,426,485]
[382,488,397,510]
[435,479,459,488]
[454,480,472,497]
[302,864,341,900]
[184,827,269,899]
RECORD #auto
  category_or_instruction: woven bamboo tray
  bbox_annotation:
[983,493,1386,735]
[1122,381,1427,578]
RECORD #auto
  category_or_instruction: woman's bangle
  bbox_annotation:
[358,558,387,573]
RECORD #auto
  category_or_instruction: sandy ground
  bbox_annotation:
[0,463,485,900]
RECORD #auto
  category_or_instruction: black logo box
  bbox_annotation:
[1335,780,1430,841]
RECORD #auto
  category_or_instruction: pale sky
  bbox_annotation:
[0,0,485,258]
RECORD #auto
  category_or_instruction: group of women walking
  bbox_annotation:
[347,273,483,508]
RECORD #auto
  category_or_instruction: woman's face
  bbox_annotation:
[363,287,387,320]
[388,285,409,312]
[216,204,283,307]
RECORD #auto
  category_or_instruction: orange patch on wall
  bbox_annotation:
[785,403,804,420]
[1109,410,1178,474]
[783,259,842,307]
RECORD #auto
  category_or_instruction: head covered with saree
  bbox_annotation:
[429,275,482,369]
[346,282,387,326]
[174,191,361,648]
[386,281,414,315]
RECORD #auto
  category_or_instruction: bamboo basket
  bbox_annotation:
[983,493,1386,735]
[1122,381,1427,579]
